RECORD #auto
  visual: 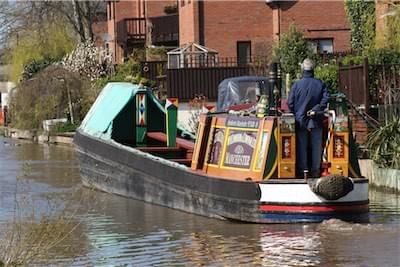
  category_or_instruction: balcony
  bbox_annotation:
[148,14,179,46]
[122,14,178,48]
[124,18,146,44]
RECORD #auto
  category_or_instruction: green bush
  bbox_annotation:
[365,118,400,169]
[314,63,339,94]
[93,59,156,92]
[21,58,53,80]
[8,66,91,130]
[365,48,400,65]
[146,46,168,61]
[340,55,364,66]
[341,48,400,66]
[345,0,375,52]
[273,23,313,81]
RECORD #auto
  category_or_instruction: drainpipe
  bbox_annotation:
[113,1,117,63]
[144,0,149,49]
[198,0,204,45]
[271,2,281,42]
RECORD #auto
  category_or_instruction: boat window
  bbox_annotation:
[238,82,260,103]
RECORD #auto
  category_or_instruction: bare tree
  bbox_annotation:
[0,1,106,45]
[46,1,106,42]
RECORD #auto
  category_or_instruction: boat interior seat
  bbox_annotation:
[146,132,195,151]
[146,132,194,162]
[137,146,192,166]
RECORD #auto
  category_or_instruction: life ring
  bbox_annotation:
[143,65,149,72]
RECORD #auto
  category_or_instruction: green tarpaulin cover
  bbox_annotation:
[79,83,142,140]
[79,82,195,141]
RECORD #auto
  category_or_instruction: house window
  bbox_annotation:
[308,39,333,54]
[181,0,185,7]
[237,41,251,65]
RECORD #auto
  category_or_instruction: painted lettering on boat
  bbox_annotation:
[223,131,257,168]
[226,118,260,129]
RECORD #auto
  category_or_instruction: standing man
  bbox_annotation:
[288,58,330,178]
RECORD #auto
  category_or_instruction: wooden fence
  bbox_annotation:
[141,60,269,100]
[167,67,251,100]
[168,65,270,100]
[338,59,400,125]
[140,61,167,81]
[338,58,369,111]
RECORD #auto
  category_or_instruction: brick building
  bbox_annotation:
[92,8,108,49]
[179,0,351,61]
[107,0,179,64]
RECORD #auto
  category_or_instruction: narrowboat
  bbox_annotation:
[74,78,369,223]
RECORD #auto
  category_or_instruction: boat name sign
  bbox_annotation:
[224,131,257,168]
[226,117,260,129]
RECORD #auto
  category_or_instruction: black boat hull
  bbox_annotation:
[74,131,263,222]
[74,131,369,223]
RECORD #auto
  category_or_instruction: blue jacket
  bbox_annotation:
[288,71,330,129]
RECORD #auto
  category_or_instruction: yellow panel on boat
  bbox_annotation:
[279,163,296,177]
[328,133,349,176]
[277,115,296,178]
[191,114,212,171]
[200,115,274,181]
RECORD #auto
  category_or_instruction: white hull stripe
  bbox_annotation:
[259,183,368,203]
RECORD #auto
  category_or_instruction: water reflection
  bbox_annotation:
[258,226,322,266]
[0,137,399,266]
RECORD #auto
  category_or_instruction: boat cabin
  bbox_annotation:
[191,95,361,181]
[217,76,272,111]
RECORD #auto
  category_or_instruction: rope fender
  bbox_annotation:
[308,175,354,200]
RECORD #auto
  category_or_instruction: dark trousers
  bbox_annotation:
[296,127,323,176]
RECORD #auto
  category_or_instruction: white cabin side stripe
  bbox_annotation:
[259,183,368,203]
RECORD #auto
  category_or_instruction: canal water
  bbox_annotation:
[0,137,399,266]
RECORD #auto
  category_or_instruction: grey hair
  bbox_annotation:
[301,58,314,71]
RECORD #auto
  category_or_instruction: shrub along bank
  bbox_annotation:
[8,66,91,131]
[7,44,156,132]
[366,118,400,170]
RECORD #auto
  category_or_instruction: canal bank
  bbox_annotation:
[1,126,73,145]
[359,159,400,193]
